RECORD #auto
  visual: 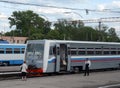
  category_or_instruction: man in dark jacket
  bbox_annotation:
[84,58,91,76]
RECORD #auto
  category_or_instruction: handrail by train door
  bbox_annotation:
[66,44,71,71]
[55,44,60,72]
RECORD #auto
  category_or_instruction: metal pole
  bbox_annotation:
[98,21,101,31]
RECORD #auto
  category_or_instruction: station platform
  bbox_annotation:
[0,70,120,88]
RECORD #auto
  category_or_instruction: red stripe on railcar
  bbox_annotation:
[27,68,43,77]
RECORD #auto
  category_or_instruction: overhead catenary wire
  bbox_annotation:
[0,0,120,14]
[0,4,25,11]
[0,0,120,24]
[0,0,86,10]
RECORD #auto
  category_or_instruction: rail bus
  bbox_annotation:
[0,44,26,66]
[25,40,120,75]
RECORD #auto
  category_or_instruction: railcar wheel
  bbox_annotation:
[72,67,79,73]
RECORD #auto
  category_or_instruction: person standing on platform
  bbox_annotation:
[20,61,28,81]
[84,58,91,76]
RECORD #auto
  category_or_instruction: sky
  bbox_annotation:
[0,0,120,36]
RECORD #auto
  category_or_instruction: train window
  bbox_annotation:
[0,48,4,54]
[95,51,102,55]
[118,48,120,50]
[53,46,56,55]
[21,48,25,53]
[26,44,44,61]
[111,51,116,55]
[86,48,94,55]
[49,46,53,55]
[71,48,78,55]
[95,48,102,51]
[14,48,20,54]
[111,48,116,50]
[33,44,44,60]
[27,44,34,52]
[87,51,94,55]
[78,48,86,55]
[71,50,77,55]
[103,51,109,55]
[78,51,86,55]
[95,48,102,55]
[6,48,12,54]
[118,51,120,54]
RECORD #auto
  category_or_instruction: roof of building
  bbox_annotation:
[0,39,9,44]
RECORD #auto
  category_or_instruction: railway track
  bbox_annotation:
[0,71,21,80]
[0,66,21,80]
[0,66,20,72]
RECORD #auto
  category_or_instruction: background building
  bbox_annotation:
[0,36,28,44]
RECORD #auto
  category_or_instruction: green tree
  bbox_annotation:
[72,26,98,41]
[107,27,119,42]
[5,11,120,42]
[46,30,61,39]
[95,24,120,42]
[95,24,109,42]
[7,10,51,39]
[54,19,84,40]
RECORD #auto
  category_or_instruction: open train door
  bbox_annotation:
[55,43,71,72]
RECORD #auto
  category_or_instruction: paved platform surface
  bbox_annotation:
[0,70,120,88]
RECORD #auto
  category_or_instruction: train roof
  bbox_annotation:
[0,44,26,48]
[0,43,26,45]
[0,40,9,44]
[27,39,120,45]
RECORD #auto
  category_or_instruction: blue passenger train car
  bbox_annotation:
[0,44,26,66]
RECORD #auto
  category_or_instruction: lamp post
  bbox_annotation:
[39,14,49,21]
[64,11,83,19]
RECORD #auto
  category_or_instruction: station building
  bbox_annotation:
[0,36,28,44]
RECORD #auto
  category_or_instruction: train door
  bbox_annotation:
[55,44,71,72]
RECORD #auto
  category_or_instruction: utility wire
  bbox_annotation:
[0,4,25,11]
[0,0,120,14]
[0,0,84,10]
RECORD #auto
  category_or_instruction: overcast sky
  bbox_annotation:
[0,0,120,36]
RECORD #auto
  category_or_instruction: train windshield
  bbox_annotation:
[25,43,44,68]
